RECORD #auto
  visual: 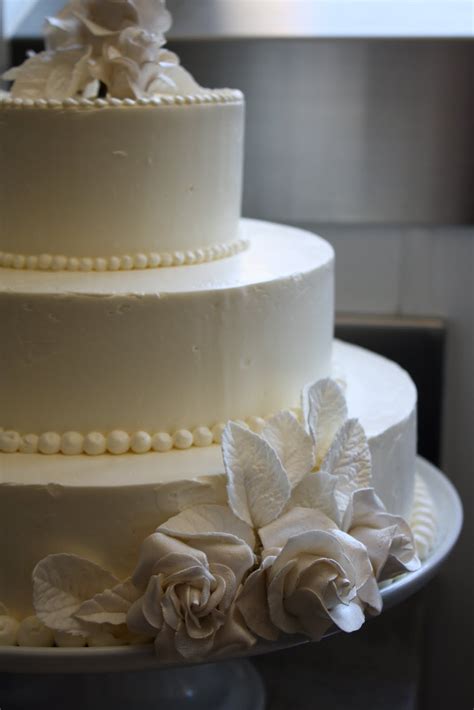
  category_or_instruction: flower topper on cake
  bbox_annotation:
[25,377,421,660]
[3,0,201,100]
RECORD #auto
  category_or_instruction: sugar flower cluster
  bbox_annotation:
[3,0,200,100]
[0,379,421,657]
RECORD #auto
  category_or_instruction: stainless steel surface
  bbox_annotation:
[169,0,474,39]
[11,0,474,39]
[174,39,474,224]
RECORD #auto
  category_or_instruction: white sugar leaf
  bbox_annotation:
[33,554,119,634]
[159,504,255,548]
[322,418,372,482]
[321,419,372,512]
[262,411,315,488]
[305,379,348,463]
[7,48,91,101]
[222,422,291,528]
[75,579,140,627]
[0,602,9,616]
[290,471,341,525]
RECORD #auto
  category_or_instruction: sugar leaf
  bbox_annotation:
[304,378,348,463]
[262,411,315,488]
[321,418,372,511]
[290,471,341,525]
[75,579,140,627]
[222,422,291,528]
[33,554,119,634]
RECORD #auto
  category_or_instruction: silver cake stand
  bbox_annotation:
[0,457,463,710]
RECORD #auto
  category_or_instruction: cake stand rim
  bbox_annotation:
[0,455,462,674]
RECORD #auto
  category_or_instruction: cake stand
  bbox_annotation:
[0,457,462,710]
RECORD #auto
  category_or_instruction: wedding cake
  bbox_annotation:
[0,0,435,657]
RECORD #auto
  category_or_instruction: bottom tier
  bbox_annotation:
[0,341,416,620]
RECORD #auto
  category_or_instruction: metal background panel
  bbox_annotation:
[172,39,474,224]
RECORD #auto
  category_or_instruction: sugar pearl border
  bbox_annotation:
[0,414,279,456]
[0,238,249,272]
[0,89,244,111]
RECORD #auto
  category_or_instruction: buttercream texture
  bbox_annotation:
[0,96,244,259]
[0,221,334,438]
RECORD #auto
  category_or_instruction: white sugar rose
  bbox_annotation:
[127,505,256,661]
[342,488,420,581]
[238,528,382,643]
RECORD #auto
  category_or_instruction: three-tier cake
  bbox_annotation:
[0,0,434,656]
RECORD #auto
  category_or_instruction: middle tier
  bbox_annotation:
[0,220,334,441]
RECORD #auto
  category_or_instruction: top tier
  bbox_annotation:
[0,93,245,264]
[0,0,245,266]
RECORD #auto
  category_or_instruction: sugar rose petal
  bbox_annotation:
[159,503,255,549]
[342,488,420,581]
[132,534,208,590]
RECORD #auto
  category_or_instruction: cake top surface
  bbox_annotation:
[0,221,334,296]
[2,0,207,101]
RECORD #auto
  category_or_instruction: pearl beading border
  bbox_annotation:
[411,474,437,560]
[0,413,288,456]
[0,89,244,110]
[0,238,249,272]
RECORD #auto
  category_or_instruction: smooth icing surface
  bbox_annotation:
[0,341,417,619]
[0,220,334,436]
[0,94,244,258]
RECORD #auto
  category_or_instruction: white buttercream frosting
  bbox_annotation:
[0,223,334,442]
[3,0,202,101]
[17,616,54,647]
[0,616,19,646]
[0,96,245,259]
